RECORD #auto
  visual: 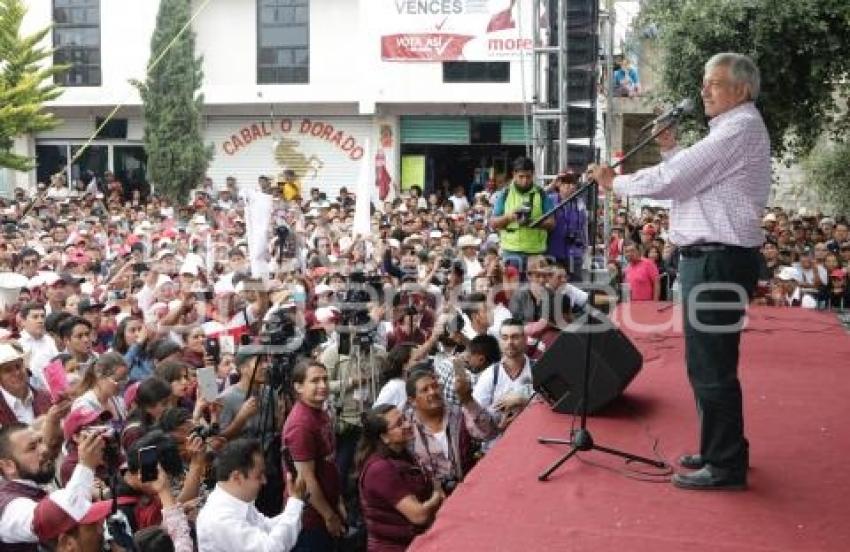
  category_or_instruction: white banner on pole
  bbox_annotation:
[244,190,273,279]
[353,138,372,238]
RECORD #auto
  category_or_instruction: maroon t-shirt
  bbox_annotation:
[359,452,432,552]
[282,400,341,530]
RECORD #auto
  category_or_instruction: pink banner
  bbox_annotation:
[381,33,474,61]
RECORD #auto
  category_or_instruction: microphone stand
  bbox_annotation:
[532,119,676,481]
[528,117,679,230]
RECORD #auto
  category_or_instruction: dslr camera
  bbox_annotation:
[515,201,532,226]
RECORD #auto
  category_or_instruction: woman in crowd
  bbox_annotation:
[115,316,156,382]
[375,344,414,410]
[357,405,444,551]
[156,359,195,410]
[71,351,129,423]
[180,326,207,369]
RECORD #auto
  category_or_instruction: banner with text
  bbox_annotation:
[379,0,537,62]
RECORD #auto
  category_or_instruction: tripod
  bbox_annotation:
[529,122,675,481]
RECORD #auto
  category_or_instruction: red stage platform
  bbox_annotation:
[410,304,850,552]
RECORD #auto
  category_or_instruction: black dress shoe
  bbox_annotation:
[678,454,705,469]
[672,465,747,491]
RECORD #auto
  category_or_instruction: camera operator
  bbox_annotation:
[546,170,588,280]
[319,306,386,518]
[217,350,266,442]
[489,157,555,275]
[405,370,498,494]
[218,344,293,518]
[0,423,107,550]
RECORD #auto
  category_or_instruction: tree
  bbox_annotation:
[134,0,211,202]
[0,0,65,171]
[803,140,850,217]
[638,0,850,160]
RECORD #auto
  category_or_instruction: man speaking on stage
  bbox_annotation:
[590,52,770,491]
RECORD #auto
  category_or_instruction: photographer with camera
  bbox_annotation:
[405,370,498,495]
[489,157,556,276]
[217,347,288,517]
[546,170,588,280]
[0,422,108,550]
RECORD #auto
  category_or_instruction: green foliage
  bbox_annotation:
[134,0,211,203]
[639,0,850,160]
[803,140,850,216]
[0,0,65,171]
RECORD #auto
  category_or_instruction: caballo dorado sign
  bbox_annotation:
[221,118,365,160]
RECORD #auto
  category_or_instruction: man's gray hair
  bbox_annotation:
[705,53,760,100]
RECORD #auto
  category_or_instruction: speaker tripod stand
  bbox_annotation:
[529,124,676,480]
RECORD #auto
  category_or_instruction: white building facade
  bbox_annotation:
[10,0,540,199]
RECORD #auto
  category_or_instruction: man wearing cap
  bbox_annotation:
[457,235,483,286]
[773,266,817,308]
[0,422,106,550]
[0,344,66,440]
[490,157,556,274]
[591,53,768,490]
[762,213,777,235]
[42,273,69,315]
[546,171,588,280]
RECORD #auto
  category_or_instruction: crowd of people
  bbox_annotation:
[610,202,850,309]
[0,151,846,551]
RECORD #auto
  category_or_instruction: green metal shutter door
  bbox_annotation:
[501,117,531,145]
[400,117,470,145]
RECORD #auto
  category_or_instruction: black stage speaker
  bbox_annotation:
[532,313,642,414]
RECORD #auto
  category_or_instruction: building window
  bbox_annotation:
[257,0,309,84]
[53,0,101,87]
[443,62,510,83]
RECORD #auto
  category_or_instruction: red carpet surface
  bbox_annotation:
[410,304,850,552]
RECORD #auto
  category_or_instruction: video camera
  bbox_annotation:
[338,271,382,355]
[258,307,301,393]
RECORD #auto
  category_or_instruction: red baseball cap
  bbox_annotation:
[504,265,520,280]
[32,498,113,540]
[62,407,111,441]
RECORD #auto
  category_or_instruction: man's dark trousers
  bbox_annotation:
[679,246,758,473]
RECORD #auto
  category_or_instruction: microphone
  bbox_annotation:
[639,98,695,133]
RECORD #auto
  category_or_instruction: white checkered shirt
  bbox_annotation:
[614,102,771,247]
